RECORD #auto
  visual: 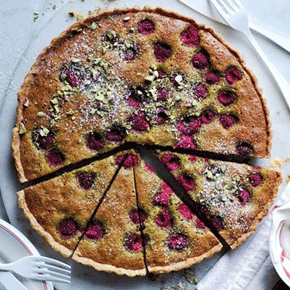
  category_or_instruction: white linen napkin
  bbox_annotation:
[197,182,290,290]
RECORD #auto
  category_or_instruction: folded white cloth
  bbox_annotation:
[197,182,290,290]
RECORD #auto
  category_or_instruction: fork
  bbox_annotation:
[209,0,290,110]
[0,256,71,283]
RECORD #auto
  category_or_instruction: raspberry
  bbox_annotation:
[84,223,105,241]
[144,162,154,172]
[167,232,188,252]
[249,173,263,187]
[77,172,95,190]
[124,46,138,61]
[178,203,194,219]
[195,218,205,229]
[32,129,54,150]
[126,88,147,108]
[155,108,168,125]
[181,26,200,46]
[157,88,169,101]
[105,124,126,142]
[115,153,139,169]
[178,117,201,136]
[154,42,172,62]
[124,233,143,252]
[128,111,150,132]
[200,109,215,124]
[155,210,173,228]
[57,219,77,239]
[130,209,146,224]
[189,155,197,163]
[153,193,169,207]
[205,72,219,85]
[217,90,236,106]
[236,142,253,156]
[62,68,83,88]
[237,188,251,205]
[211,216,224,232]
[194,83,207,99]
[156,69,166,79]
[192,52,209,70]
[161,153,180,172]
[46,148,65,166]
[219,113,237,129]
[178,174,195,192]
[86,132,105,151]
[161,182,173,195]
[175,136,196,150]
[137,19,155,35]
[225,67,243,84]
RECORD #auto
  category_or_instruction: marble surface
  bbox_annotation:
[0,0,290,289]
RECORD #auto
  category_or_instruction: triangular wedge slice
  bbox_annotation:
[17,155,122,258]
[157,151,282,249]
[134,157,222,274]
[72,151,146,277]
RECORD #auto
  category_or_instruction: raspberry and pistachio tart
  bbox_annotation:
[17,155,119,258]
[73,152,146,276]
[157,151,282,249]
[13,7,271,182]
[134,157,222,274]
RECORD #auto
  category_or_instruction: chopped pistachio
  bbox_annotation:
[145,75,155,82]
[90,22,97,29]
[37,111,44,117]
[19,123,26,134]
[71,57,80,63]
[123,16,130,21]
[51,98,59,105]
[175,75,183,84]
[40,126,49,137]
[23,98,29,107]
[33,11,40,21]
[106,31,116,40]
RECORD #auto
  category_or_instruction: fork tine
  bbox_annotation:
[220,0,235,14]
[35,257,71,269]
[33,274,70,284]
[38,269,71,280]
[210,0,230,19]
[38,263,71,274]
[232,0,243,9]
[224,0,239,12]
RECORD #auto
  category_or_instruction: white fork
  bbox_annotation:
[209,0,290,110]
[0,256,71,283]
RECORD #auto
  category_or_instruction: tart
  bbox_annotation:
[13,7,271,182]
[157,151,282,249]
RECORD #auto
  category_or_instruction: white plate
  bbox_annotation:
[0,0,290,289]
[0,219,53,290]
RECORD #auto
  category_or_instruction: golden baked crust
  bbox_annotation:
[73,152,146,277]
[17,156,118,258]
[13,7,271,182]
[134,157,222,274]
[157,151,282,249]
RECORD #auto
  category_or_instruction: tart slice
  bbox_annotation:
[157,151,282,249]
[133,157,222,274]
[17,155,120,258]
[72,152,146,277]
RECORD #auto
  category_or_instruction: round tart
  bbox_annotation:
[12,7,271,183]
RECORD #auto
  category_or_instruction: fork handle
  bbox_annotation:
[249,22,290,53]
[243,29,290,110]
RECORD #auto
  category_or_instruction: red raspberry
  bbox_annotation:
[195,218,205,229]
[46,148,65,166]
[154,42,172,62]
[175,136,196,150]
[167,232,188,252]
[194,83,207,99]
[153,193,169,207]
[157,88,169,101]
[178,174,195,192]
[236,142,253,157]
[189,155,197,163]
[200,109,215,124]
[137,19,155,35]
[86,132,105,151]
[161,153,180,172]
[161,182,173,195]
[181,26,200,46]
[128,111,150,132]
[205,72,219,85]
[77,172,95,190]
[217,90,236,106]
[105,124,126,143]
[57,219,77,239]
[249,173,263,187]
[144,162,154,172]
[219,113,237,129]
[155,210,173,228]
[225,67,243,84]
[178,117,201,136]
[192,52,209,70]
[237,188,251,205]
[115,154,139,169]
[178,203,194,219]
[124,233,143,252]
[84,223,105,241]
[130,209,146,224]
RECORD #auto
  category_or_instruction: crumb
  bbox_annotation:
[269,158,283,169]
[88,6,101,16]
[181,268,199,285]
[287,174,290,181]
[277,109,281,114]
[33,11,40,21]
[68,10,85,20]
[285,157,290,163]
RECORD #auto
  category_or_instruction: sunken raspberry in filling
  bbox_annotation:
[205,72,219,85]
[167,232,188,252]
[225,67,243,84]
[155,108,169,125]
[236,142,253,156]
[219,113,237,129]
[195,218,205,229]
[178,174,195,192]
[46,148,65,166]
[57,219,78,239]
[126,88,147,108]
[155,210,173,228]
[124,233,143,252]
[105,124,127,142]
[77,172,95,190]
[144,162,154,172]
[175,136,196,150]
[130,209,146,224]
[32,129,54,150]
[181,25,200,46]
[189,155,197,163]
[249,173,263,187]
[161,153,180,172]
[178,203,194,219]
[161,182,174,195]
[192,52,209,70]
[217,90,236,106]
[124,46,138,61]
[84,222,105,241]
[86,132,105,151]
[178,117,201,136]
[128,111,150,132]
[154,42,172,62]
[194,83,207,99]
[237,188,251,205]
[60,68,84,88]
[157,88,169,102]
[153,192,169,207]
[200,109,215,124]
[211,216,224,232]
[115,153,139,169]
[137,19,155,35]
[156,68,166,79]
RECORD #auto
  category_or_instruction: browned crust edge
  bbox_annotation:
[72,254,146,277]
[148,243,222,274]
[230,171,282,249]
[12,6,272,183]
[17,190,72,258]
